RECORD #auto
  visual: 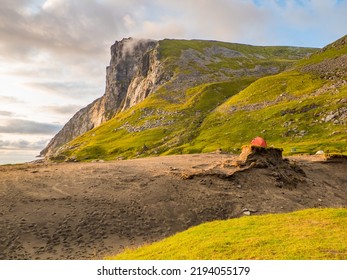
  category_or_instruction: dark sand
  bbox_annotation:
[0,153,346,259]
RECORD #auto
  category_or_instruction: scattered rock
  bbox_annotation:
[325,113,336,123]
[243,211,251,216]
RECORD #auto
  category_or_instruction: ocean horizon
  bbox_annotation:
[0,151,41,165]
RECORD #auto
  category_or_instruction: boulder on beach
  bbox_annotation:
[239,145,284,167]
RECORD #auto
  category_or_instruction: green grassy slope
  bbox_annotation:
[108,208,347,260]
[54,78,256,161]
[191,77,346,155]
[158,39,314,74]
[51,39,319,161]
[189,37,347,155]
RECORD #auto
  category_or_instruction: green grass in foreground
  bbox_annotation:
[108,208,347,260]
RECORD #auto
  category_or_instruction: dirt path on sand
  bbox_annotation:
[0,153,346,259]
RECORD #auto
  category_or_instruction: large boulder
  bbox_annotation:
[239,145,284,167]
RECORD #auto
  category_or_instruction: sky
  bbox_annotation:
[0,0,346,164]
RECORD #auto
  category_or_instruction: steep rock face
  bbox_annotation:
[42,38,317,159]
[41,38,162,156]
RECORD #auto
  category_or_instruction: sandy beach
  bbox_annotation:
[0,153,346,259]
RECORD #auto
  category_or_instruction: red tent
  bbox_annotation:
[251,136,267,147]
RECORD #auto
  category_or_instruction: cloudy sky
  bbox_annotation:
[0,0,346,163]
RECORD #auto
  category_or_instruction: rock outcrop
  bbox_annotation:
[41,38,163,156]
[41,38,316,159]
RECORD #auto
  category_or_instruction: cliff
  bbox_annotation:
[41,38,163,156]
[42,38,320,160]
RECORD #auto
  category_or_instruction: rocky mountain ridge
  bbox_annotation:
[41,38,163,156]
[41,38,317,159]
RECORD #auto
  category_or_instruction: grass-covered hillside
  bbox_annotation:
[192,36,347,155]
[50,36,347,162]
[108,208,347,260]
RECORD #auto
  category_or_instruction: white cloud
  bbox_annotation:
[26,81,102,99]
[253,0,347,46]
[0,111,15,117]
[138,20,186,40]
[0,138,48,150]
[42,0,64,10]
[0,95,24,104]
[123,14,137,30]
[0,119,62,134]
[43,104,82,115]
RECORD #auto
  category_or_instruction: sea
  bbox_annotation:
[0,152,42,165]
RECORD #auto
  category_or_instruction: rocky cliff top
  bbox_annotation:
[41,38,160,156]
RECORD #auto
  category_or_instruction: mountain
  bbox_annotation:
[41,38,160,156]
[195,35,347,155]
[42,36,346,161]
